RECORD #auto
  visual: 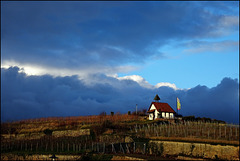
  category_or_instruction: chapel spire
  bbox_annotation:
[154,94,160,102]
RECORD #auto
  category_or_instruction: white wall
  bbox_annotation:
[155,110,159,119]
[149,104,156,110]
[170,113,174,119]
[162,112,165,118]
[166,112,169,118]
[149,113,153,120]
[149,104,159,120]
[149,104,175,120]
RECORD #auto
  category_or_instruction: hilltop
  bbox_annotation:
[1,114,239,160]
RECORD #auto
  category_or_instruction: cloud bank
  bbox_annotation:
[1,67,239,123]
[2,1,239,72]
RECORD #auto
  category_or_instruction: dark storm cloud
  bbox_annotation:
[2,1,238,69]
[1,67,239,123]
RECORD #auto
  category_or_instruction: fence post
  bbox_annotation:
[97,143,99,153]
[219,126,221,139]
[45,143,48,151]
[112,143,116,153]
[103,143,105,153]
[143,143,146,154]
[208,128,210,139]
[214,128,215,139]
[229,125,232,140]
[225,126,227,139]
[120,143,124,154]
[168,125,170,137]
[134,142,135,153]
[236,126,238,139]
[126,143,130,153]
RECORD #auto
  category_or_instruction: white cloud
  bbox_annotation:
[219,15,239,28]
[117,75,187,91]
[1,60,46,76]
[2,60,189,92]
[155,82,179,90]
[117,75,154,89]
[1,60,138,79]
[183,40,239,54]
[211,15,239,36]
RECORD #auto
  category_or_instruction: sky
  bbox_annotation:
[1,1,239,123]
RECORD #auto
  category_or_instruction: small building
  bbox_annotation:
[147,102,176,120]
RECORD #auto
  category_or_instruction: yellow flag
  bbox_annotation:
[177,97,181,110]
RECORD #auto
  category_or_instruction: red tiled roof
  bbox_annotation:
[148,102,176,113]
[147,109,155,113]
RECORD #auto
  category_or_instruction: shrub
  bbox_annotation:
[182,116,196,121]
[43,129,53,136]
[102,120,113,129]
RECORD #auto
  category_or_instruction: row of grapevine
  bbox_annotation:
[132,121,239,141]
[1,140,147,155]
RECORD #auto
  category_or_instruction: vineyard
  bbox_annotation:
[1,114,239,160]
[133,121,239,140]
[1,114,141,134]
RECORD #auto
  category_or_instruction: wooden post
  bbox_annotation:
[214,128,215,139]
[219,126,221,139]
[225,126,227,139]
[97,143,99,153]
[103,143,105,153]
[126,143,130,153]
[136,104,138,115]
[168,125,170,137]
[134,142,135,153]
[112,143,116,153]
[120,143,124,154]
[45,143,48,151]
[143,143,146,154]
[230,126,232,140]
[236,126,238,139]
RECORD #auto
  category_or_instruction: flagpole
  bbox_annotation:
[176,97,178,115]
